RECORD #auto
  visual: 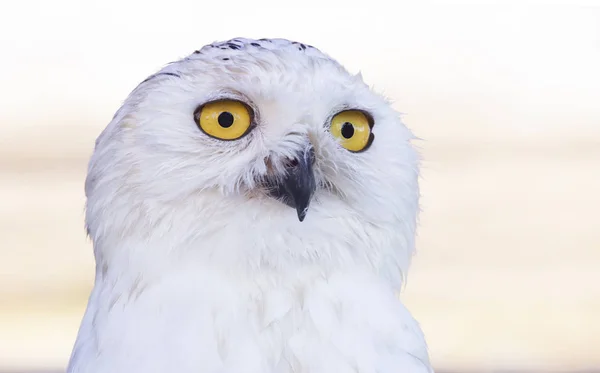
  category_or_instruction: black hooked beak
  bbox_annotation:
[266,145,316,222]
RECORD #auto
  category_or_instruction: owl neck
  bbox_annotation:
[94,219,412,292]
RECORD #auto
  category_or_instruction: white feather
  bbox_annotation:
[68,38,431,373]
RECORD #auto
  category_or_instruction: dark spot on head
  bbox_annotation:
[285,157,299,168]
[341,122,354,139]
[218,112,234,128]
[251,42,260,47]
[222,57,230,61]
[139,72,181,85]
[193,50,201,54]
[227,43,240,50]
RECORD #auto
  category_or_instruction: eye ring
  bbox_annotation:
[193,99,255,141]
[329,109,375,153]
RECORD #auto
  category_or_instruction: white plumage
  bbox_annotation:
[68,37,432,373]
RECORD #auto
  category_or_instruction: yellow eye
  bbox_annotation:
[330,110,374,152]
[194,100,253,140]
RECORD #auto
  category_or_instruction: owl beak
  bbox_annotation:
[266,145,316,222]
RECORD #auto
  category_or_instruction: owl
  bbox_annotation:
[67,38,432,373]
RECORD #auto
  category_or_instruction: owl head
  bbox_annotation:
[85,38,419,286]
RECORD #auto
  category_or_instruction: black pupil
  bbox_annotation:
[341,122,354,139]
[218,112,234,128]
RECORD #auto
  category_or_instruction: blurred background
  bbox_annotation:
[1,1,599,372]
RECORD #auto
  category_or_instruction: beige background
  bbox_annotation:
[1,2,599,372]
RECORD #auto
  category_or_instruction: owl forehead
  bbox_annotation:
[175,38,365,116]
[186,38,349,85]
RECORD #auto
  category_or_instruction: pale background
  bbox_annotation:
[1,1,599,372]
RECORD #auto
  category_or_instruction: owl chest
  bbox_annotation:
[202,275,371,372]
[88,269,425,373]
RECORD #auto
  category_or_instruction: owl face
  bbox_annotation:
[86,38,419,277]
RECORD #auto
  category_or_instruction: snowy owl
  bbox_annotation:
[68,38,432,373]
